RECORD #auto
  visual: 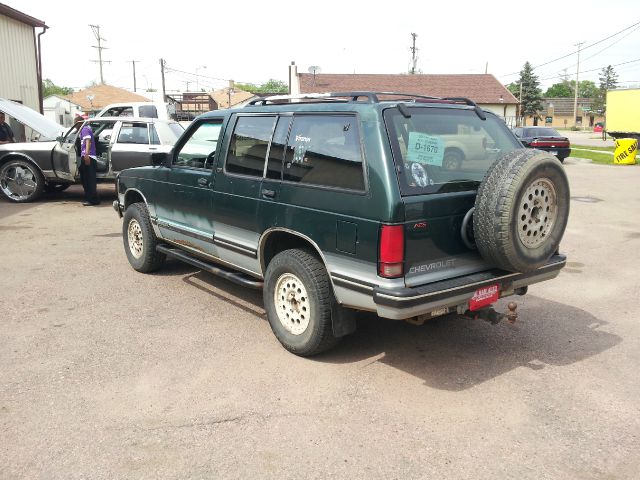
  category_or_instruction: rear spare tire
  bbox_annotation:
[474,149,569,273]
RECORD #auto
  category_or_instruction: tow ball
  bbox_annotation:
[464,302,518,325]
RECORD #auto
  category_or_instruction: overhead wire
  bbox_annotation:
[499,19,640,78]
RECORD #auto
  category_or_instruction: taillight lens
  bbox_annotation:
[379,225,404,278]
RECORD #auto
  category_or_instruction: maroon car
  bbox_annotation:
[512,127,571,162]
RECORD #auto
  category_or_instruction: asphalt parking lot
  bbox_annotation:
[1,160,639,479]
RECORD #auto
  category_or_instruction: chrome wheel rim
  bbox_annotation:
[517,178,558,248]
[127,219,144,259]
[274,273,310,335]
[0,163,38,201]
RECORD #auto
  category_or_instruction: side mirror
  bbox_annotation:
[104,135,111,142]
[151,151,170,167]
[56,135,63,143]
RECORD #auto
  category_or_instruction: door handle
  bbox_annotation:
[262,188,276,198]
[197,177,209,187]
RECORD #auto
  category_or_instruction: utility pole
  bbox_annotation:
[160,58,167,102]
[89,24,110,84]
[573,42,584,128]
[410,33,418,74]
[130,60,139,92]
[519,81,523,126]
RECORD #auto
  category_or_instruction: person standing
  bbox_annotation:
[0,112,15,144]
[78,120,100,206]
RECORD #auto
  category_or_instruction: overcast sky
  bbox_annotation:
[12,0,640,100]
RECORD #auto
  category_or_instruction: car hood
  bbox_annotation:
[0,98,65,141]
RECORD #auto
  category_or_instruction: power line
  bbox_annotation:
[537,57,640,82]
[499,19,640,78]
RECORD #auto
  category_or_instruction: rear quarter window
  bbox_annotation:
[282,114,365,191]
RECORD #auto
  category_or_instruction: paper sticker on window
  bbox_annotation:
[407,132,444,166]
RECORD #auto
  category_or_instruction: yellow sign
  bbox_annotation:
[614,138,638,165]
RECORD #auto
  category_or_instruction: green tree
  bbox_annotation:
[578,80,598,98]
[235,78,288,94]
[592,65,618,114]
[506,82,519,97]
[42,78,73,97]
[544,82,573,97]
[516,62,543,123]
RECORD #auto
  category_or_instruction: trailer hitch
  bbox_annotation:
[464,302,518,325]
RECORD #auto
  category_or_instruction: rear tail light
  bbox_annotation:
[379,224,404,278]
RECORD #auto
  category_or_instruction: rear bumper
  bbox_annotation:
[372,255,566,320]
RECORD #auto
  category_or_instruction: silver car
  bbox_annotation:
[0,98,183,203]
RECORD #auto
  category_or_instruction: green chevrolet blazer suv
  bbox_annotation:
[113,92,569,356]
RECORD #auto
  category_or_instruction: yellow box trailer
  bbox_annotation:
[606,88,640,140]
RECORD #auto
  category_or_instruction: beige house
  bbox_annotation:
[288,63,518,126]
[525,97,604,129]
[64,84,151,115]
[210,88,257,109]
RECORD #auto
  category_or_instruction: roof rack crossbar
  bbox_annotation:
[248,91,451,106]
[442,96,487,120]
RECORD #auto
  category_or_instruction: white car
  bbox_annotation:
[0,98,183,203]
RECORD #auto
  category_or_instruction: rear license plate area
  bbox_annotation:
[469,284,499,311]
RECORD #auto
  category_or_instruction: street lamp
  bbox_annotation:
[195,65,207,92]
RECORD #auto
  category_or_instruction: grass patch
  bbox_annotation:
[572,144,614,152]
[570,147,617,164]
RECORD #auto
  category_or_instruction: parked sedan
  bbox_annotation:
[0,98,183,202]
[512,126,571,162]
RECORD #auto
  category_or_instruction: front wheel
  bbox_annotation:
[0,159,45,203]
[122,202,166,272]
[263,249,340,356]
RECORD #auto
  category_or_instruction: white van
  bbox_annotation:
[95,102,172,120]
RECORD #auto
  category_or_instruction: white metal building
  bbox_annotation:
[0,3,47,113]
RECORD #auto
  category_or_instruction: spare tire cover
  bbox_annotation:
[473,149,570,273]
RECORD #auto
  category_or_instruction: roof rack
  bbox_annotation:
[246,91,487,120]
[248,91,463,106]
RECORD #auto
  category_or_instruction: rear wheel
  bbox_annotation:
[263,249,340,356]
[122,202,166,272]
[0,159,45,203]
[474,149,569,273]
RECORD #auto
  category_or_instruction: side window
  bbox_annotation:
[226,116,276,177]
[149,125,161,145]
[117,123,150,144]
[139,105,158,118]
[266,117,291,180]
[283,115,364,190]
[174,121,222,169]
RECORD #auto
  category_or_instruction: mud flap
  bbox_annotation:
[331,301,357,337]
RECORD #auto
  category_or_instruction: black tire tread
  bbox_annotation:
[474,149,569,272]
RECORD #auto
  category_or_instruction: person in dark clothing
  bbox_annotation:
[78,121,100,206]
[0,112,15,144]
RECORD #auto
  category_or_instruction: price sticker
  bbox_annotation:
[407,132,444,166]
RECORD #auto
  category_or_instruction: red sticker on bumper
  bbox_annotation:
[469,284,499,311]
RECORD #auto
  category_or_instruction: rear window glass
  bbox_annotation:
[384,107,522,196]
[524,127,561,137]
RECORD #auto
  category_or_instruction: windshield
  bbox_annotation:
[384,106,522,196]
